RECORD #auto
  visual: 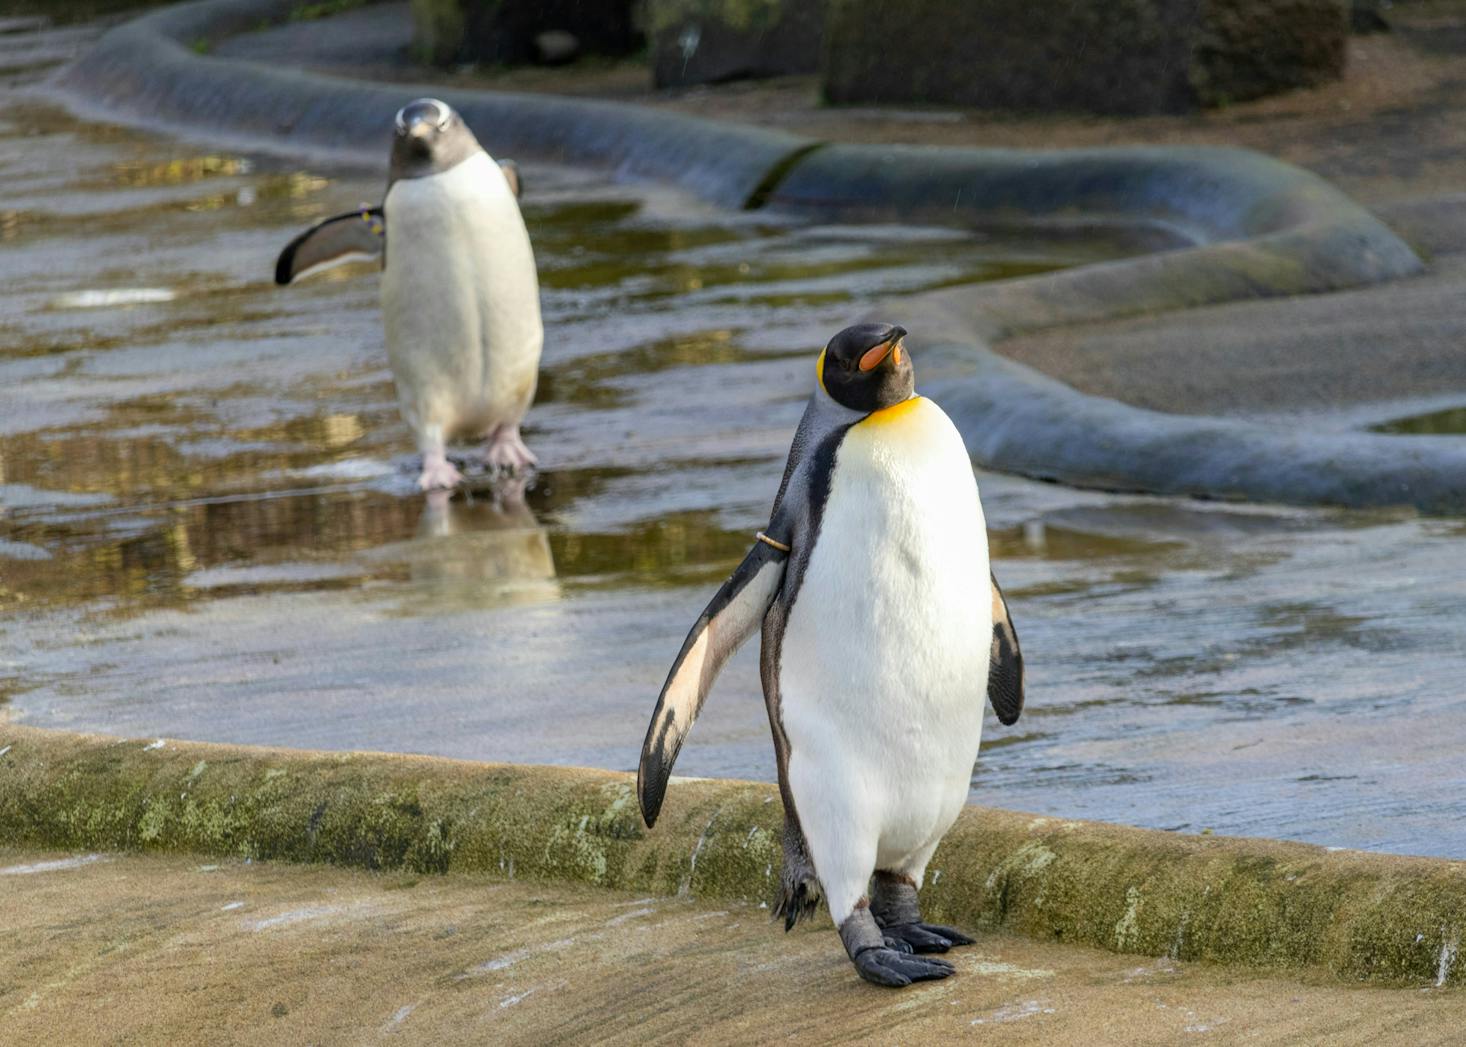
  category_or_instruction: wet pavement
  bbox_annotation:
[3,23,1466,861]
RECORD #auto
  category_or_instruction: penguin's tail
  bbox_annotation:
[772,819,822,931]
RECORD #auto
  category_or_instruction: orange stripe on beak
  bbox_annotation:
[858,338,902,372]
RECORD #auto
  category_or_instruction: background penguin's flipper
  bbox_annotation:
[988,571,1024,725]
[638,540,787,828]
[497,159,522,199]
[274,207,385,285]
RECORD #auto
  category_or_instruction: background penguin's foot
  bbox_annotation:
[853,948,956,987]
[486,471,531,506]
[482,424,537,475]
[417,452,463,491]
[882,922,975,954]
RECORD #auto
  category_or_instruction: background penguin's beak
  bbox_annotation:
[402,117,434,156]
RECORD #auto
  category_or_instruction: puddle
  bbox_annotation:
[3,26,1466,860]
[1369,405,1466,435]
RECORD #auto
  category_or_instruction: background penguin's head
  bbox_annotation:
[390,98,482,181]
[819,322,914,413]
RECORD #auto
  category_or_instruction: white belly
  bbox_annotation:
[381,152,543,440]
[780,397,990,897]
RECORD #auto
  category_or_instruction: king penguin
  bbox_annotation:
[637,322,1024,988]
[275,98,543,491]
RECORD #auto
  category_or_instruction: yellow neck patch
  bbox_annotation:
[815,348,827,394]
[859,395,925,427]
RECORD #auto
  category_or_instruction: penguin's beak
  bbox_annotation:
[858,332,906,372]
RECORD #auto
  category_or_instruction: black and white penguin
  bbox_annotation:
[638,321,1024,988]
[275,98,541,490]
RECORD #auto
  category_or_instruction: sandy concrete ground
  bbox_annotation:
[2,846,1462,1045]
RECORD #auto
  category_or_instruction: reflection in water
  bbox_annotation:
[368,484,561,610]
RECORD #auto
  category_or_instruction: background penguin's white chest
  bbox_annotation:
[381,152,542,435]
[779,397,992,866]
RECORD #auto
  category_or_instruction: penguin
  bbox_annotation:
[637,321,1024,988]
[275,98,542,491]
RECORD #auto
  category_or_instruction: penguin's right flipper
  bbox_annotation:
[638,539,788,828]
[274,207,385,285]
[987,571,1024,725]
[497,159,522,199]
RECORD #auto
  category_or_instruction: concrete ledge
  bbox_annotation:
[778,143,1421,333]
[3,725,1462,987]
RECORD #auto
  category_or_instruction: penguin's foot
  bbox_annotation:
[881,922,975,954]
[852,947,956,988]
[417,454,463,491]
[482,424,538,475]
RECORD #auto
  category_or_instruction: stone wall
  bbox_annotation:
[410,0,641,67]
[646,0,824,88]
[822,0,1348,115]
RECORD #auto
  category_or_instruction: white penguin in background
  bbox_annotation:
[638,322,1025,988]
[276,98,543,490]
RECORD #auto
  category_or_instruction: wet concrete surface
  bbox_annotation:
[3,23,1466,861]
[6,847,1461,1045]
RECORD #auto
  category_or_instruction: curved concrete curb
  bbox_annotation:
[906,303,1466,513]
[2,725,1462,987]
[774,143,1421,330]
[55,0,1466,513]
[59,0,1417,294]
[55,0,809,210]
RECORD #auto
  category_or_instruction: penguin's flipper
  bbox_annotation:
[497,159,522,199]
[274,207,385,285]
[638,539,788,828]
[988,571,1024,725]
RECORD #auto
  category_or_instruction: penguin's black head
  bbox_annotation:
[819,322,914,413]
[390,98,480,181]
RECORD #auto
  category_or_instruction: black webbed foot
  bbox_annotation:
[881,921,976,954]
[852,947,955,988]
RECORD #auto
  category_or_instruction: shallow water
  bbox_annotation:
[4,37,1466,860]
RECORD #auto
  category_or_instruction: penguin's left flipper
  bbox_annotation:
[274,207,385,285]
[497,159,522,199]
[988,571,1024,725]
[637,538,788,828]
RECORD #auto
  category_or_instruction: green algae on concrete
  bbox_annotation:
[2,725,1462,987]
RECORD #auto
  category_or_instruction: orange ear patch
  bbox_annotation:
[859,342,894,371]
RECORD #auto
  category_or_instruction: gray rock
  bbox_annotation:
[534,29,580,65]
[411,0,639,68]
[822,0,1349,115]
[648,0,824,88]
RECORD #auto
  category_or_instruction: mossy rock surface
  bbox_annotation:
[822,0,1348,114]
[2,725,1462,986]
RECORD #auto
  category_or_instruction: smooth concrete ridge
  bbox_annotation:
[3,724,1463,989]
[910,303,1466,513]
[57,0,808,210]
[52,0,1466,514]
